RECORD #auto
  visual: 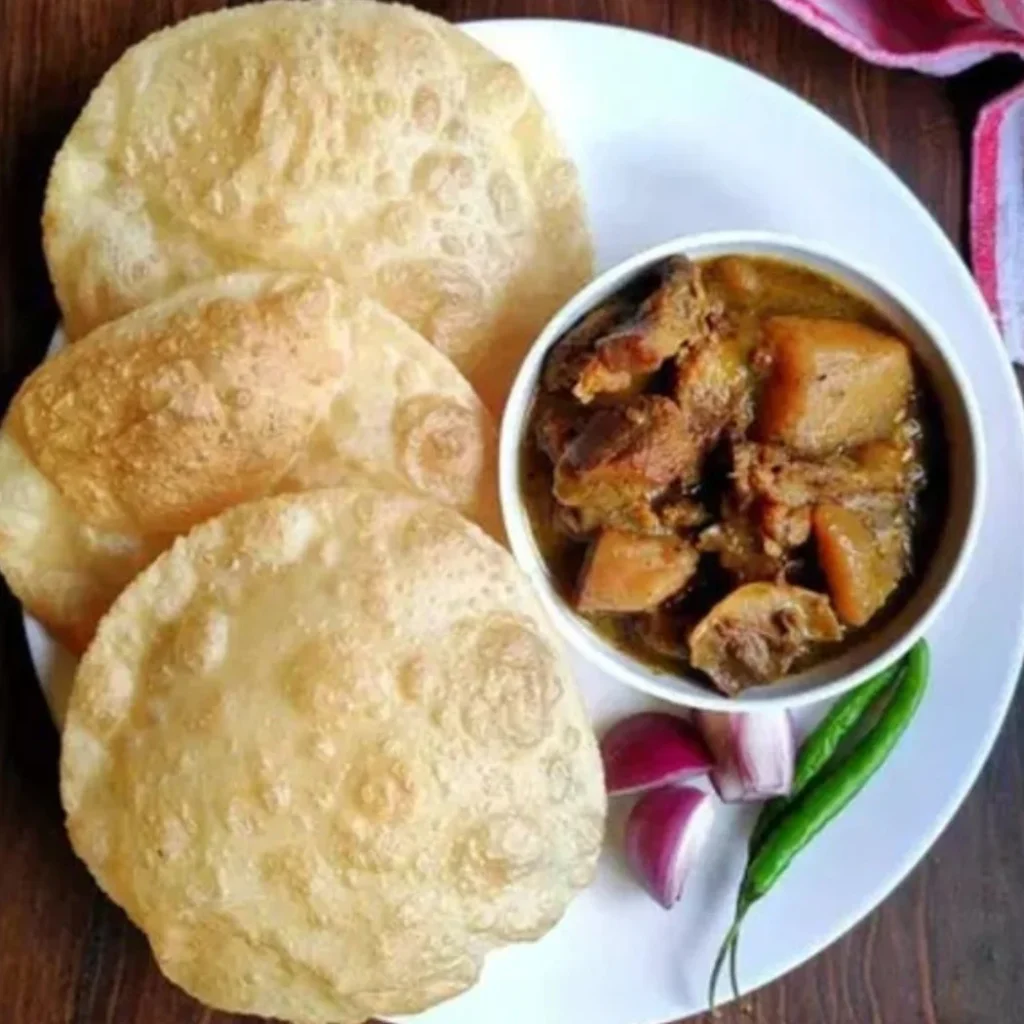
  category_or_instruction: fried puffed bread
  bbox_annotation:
[0,272,498,652]
[61,484,605,1023]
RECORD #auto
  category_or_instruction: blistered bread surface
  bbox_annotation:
[0,272,499,650]
[60,484,605,1022]
[44,0,593,411]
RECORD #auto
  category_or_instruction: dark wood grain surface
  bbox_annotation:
[1,1,1021,1022]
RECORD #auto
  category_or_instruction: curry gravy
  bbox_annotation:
[521,254,948,694]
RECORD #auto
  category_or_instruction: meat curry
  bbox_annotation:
[521,254,946,696]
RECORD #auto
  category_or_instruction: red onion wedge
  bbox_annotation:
[695,710,795,803]
[624,786,716,909]
[600,712,714,796]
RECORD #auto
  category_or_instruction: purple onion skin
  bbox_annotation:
[695,710,795,803]
[624,785,715,909]
[601,712,714,796]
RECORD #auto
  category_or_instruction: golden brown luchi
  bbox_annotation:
[0,273,500,652]
[43,0,593,412]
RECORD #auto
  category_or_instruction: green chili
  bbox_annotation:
[708,641,930,1010]
[743,641,928,902]
[749,658,905,854]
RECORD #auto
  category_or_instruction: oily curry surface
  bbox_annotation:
[521,255,947,696]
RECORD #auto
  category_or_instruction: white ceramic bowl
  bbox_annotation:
[499,231,986,711]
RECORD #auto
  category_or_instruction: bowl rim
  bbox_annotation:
[498,229,987,711]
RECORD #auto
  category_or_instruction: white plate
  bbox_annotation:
[26,18,1024,1024]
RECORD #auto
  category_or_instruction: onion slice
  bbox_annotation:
[695,710,795,803]
[600,712,714,796]
[624,786,716,909]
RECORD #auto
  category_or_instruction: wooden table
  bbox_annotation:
[1,1,1021,1022]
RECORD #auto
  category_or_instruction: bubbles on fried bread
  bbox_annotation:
[395,395,487,509]
[487,170,523,228]
[450,614,564,750]
[411,85,443,133]
[397,652,429,703]
[169,604,230,674]
[412,151,476,209]
[468,62,528,124]
[351,752,418,824]
[452,815,544,895]
[397,503,470,556]
[373,89,397,119]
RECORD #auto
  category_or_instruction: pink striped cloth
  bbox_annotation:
[769,0,1024,360]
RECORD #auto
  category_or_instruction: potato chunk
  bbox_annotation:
[577,529,698,614]
[758,317,913,456]
[813,504,906,626]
